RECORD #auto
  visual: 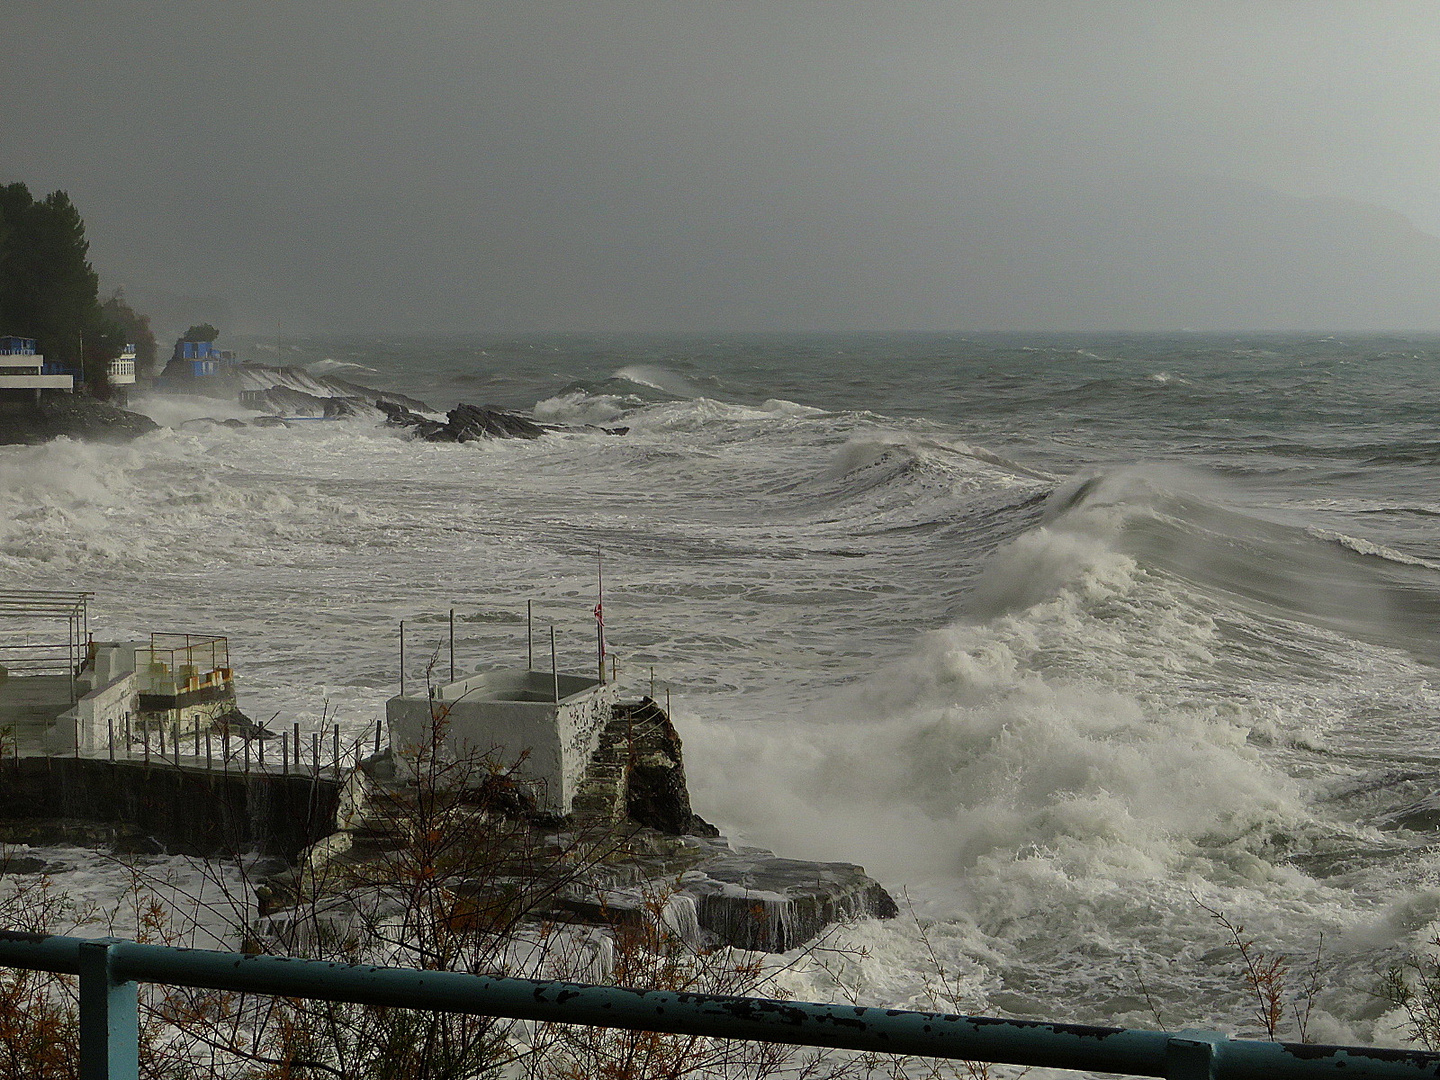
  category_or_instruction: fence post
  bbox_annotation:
[77,938,139,1080]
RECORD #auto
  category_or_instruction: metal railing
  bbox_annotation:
[1,932,1438,1080]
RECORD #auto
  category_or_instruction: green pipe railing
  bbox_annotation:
[2,930,1438,1080]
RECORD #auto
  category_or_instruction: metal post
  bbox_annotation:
[78,939,139,1080]
[242,732,250,773]
[527,600,533,670]
[142,725,149,765]
[222,731,228,774]
[258,735,265,768]
[449,607,455,684]
[107,718,114,762]
[205,729,212,771]
[172,722,180,767]
[374,721,382,755]
[123,714,130,759]
[312,731,320,775]
[551,626,559,704]
[281,731,288,776]
[157,722,165,761]
[333,724,340,772]
[195,719,201,758]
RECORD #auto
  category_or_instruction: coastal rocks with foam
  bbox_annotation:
[378,399,628,441]
[0,395,159,445]
[258,699,897,954]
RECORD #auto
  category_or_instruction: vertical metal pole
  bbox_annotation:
[333,724,340,771]
[374,720,382,754]
[172,722,180,766]
[259,734,265,768]
[449,607,455,684]
[157,721,165,760]
[243,732,250,773]
[142,726,149,765]
[281,731,288,776]
[222,731,228,774]
[527,600,533,670]
[78,939,139,1080]
[194,719,200,757]
[596,553,605,683]
[551,626,559,703]
[107,718,114,762]
[399,620,405,699]
[312,731,320,775]
[205,729,212,771]
[124,714,130,758]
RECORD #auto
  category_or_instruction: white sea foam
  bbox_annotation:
[6,338,1440,1045]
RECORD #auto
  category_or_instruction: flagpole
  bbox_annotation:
[595,554,605,683]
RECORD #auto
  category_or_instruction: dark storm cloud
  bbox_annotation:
[8,1,1440,332]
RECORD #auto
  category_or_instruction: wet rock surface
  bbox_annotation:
[378,399,628,441]
[0,395,159,444]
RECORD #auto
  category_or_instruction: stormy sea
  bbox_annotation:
[5,331,1440,1054]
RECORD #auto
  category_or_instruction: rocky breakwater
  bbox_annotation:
[0,394,159,445]
[257,699,896,955]
[378,400,628,441]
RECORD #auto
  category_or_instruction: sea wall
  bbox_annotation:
[0,758,339,861]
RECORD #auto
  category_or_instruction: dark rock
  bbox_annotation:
[447,403,552,441]
[678,844,901,952]
[0,394,160,445]
[213,706,277,740]
[620,700,699,835]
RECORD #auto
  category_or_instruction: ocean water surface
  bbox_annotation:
[5,332,1440,1059]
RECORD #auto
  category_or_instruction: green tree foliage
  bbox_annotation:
[181,323,219,343]
[0,182,145,396]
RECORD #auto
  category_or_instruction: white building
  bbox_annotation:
[107,344,137,394]
[0,336,73,402]
[386,668,619,816]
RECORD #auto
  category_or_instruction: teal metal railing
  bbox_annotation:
[2,930,1438,1080]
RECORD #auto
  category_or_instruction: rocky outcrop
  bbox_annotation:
[0,394,159,445]
[259,699,897,954]
[377,400,629,441]
[378,400,553,441]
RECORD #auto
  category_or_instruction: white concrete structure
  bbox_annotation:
[386,668,619,816]
[107,344,137,388]
[0,337,72,395]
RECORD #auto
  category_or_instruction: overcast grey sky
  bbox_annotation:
[9,1,1440,333]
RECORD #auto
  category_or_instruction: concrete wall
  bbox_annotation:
[0,758,339,860]
[387,671,618,815]
[54,671,138,755]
